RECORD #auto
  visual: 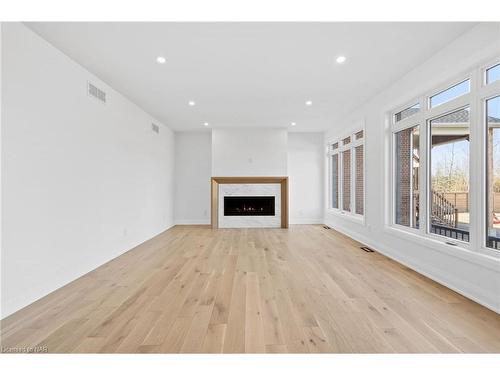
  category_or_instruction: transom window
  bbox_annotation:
[486,63,500,84]
[328,128,365,217]
[394,103,420,123]
[429,79,470,108]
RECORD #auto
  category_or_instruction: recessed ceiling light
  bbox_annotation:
[156,56,166,64]
[204,122,209,127]
[188,101,196,106]
[336,56,346,64]
[305,100,313,106]
[291,122,296,126]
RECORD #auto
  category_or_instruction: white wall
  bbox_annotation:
[288,133,323,224]
[1,23,175,318]
[323,23,500,312]
[174,132,212,224]
[212,128,288,176]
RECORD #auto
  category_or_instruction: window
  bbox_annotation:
[429,108,470,242]
[395,103,420,123]
[486,64,500,84]
[486,96,500,249]
[390,59,500,253]
[355,144,364,215]
[430,80,470,108]
[342,149,351,211]
[331,154,339,209]
[327,128,365,218]
[394,125,420,228]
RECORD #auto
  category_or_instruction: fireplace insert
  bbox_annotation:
[224,196,275,216]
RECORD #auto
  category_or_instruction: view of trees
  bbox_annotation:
[431,140,470,193]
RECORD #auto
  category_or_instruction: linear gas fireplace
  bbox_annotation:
[224,196,275,216]
[211,177,288,229]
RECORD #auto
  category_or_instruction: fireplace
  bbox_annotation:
[211,177,288,228]
[224,196,275,216]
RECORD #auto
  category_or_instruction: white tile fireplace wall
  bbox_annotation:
[218,184,281,228]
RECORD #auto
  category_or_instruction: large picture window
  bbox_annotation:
[429,108,470,242]
[390,58,500,253]
[327,128,365,218]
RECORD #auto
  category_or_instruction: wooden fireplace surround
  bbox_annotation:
[211,176,289,229]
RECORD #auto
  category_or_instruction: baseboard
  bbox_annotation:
[290,218,324,224]
[324,219,500,314]
[177,218,323,225]
[174,219,211,225]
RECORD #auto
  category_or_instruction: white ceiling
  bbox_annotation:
[26,22,476,132]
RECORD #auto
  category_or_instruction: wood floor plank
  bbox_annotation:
[1,225,498,353]
[202,324,226,353]
[244,272,266,353]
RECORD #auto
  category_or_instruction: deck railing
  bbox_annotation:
[431,190,458,228]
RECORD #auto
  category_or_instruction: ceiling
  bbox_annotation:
[26,22,476,132]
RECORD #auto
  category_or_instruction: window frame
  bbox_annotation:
[428,78,471,109]
[387,55,500,259]
[394,102,420,124]
[480,89,500,255]
[329,152,339,210]
[426,104,472,247]
[327,123,365,223]
[392,121,421,233]
[483,58,500,86]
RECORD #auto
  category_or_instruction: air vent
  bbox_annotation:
[152,123,160,134]
[360,246,374,253]
[87,82,106,103]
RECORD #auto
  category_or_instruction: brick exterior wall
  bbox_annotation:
[355,145,364,215]
[395,128,411,226]
[342,149,351,211]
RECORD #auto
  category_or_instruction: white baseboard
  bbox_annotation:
[174,219,211,225]
[324,219,500,314]
[290,218,324,224]
[176,218,324,225]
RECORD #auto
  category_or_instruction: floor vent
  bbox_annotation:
[323,225,330,229]
[360,246,374,253]
[88,82,106,103]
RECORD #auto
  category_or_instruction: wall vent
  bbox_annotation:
[87,82,106,103]
[152,123,160,134]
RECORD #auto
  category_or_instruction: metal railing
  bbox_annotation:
[487,236,500,249]
[430,224,469,242]
[431,190,459,228]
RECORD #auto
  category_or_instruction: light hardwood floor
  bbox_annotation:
[1,225,499,353]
